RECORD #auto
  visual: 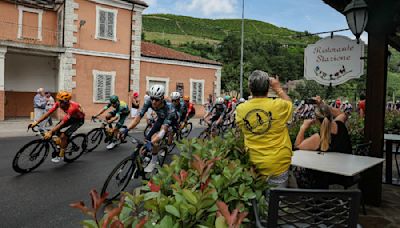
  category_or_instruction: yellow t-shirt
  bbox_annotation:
[236,98,293,177]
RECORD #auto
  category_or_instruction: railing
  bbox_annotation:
[0,20,61,47]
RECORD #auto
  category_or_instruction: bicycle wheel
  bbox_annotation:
[101,156,138,201]
[86,128,104,152]
[12,139,49,174]
[64,134,87,163]
[181,122,193,138]
[198,129,210,140]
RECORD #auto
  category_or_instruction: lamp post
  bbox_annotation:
[239,0,244,98]
[343,0,368,43]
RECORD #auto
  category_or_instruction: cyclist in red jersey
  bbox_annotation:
[182,96,196,122]
[29,91,85,163]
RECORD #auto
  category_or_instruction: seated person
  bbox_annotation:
[294,98,352,188]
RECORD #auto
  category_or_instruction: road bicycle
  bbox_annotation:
[86,117,125,152]
[198,121,224,139]
[101,135,168,201]
[12,126,87,174]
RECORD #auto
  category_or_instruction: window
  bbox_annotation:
[190,79,205,104]
[93,70,116,103]
[18,6,43,40]
[146,76,170,95]
[96,6,118,41]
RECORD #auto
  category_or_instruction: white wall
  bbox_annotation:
[5,53,58,92]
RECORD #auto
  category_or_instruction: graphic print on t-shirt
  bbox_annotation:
[242,109,272,135]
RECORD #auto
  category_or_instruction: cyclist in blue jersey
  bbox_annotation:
[123,85,178,172]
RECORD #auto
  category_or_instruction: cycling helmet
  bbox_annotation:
[109,95,119,104]
[56,91,72,102]
[239,98,245,103]
[170,92,181,100]
[133,92,139,98]
[149,85,165,99]
[224,95,231,101]
[216,97,224,104]
[183,96,190,101]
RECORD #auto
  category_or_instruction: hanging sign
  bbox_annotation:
[304,35,364,86]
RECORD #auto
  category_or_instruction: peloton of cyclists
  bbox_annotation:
[28,91,85,163]
[93,95,130,149]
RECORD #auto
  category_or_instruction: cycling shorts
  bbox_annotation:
[56,118,84,137]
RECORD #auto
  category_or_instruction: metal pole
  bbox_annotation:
[239,0,244,98]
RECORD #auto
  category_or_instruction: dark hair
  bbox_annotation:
[248,70,269,96]
[360,93,366,100]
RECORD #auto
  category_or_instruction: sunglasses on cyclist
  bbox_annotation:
[150,97,161,101]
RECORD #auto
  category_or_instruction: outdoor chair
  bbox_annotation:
[259,188,361,228]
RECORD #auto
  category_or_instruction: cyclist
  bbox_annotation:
[204,97,226,133]
[170,91,186,123]
[93,95,130,149]
[223,95,235,124]
[182,96,196,123]
[122,85,178,173]
[28,91,85,163]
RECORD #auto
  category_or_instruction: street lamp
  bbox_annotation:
[343,0,368,43]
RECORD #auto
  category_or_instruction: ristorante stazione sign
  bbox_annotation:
[304,35,364,86]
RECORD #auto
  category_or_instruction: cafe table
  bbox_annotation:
[292,150,384,177]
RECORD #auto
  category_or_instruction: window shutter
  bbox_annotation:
[192,82,197,103]
[99,11,106,38]
[104,75,112,100]
[107,12,114,38]
[96,74,105,102]
[197,82,203,103]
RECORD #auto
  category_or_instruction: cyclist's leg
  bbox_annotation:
[114,113,128,140]
[106,112,116,128]
[53,119,83,161]
[145,118,163,141]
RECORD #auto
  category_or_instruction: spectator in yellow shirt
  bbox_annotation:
[236,70,293,187]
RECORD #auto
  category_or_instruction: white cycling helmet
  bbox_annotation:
[239,98,245,103]
[216,97,224,104]
[149,85,165,99]
[170,91,181,100]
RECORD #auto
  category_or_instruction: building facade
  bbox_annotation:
[0,0,220,120]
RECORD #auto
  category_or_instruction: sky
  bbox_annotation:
[142,0,368,43]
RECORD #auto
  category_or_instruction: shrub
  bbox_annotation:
[71,131,269,227]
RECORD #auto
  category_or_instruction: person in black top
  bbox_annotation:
[294,96,352,189]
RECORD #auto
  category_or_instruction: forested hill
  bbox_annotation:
[142,14,317,47]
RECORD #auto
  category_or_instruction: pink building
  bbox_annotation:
[0,0,221,120]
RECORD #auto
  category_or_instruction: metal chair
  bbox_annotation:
[265,188,361,228]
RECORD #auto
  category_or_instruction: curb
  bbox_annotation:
[0,119,204,138]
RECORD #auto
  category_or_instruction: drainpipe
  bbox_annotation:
[128,4,134,97]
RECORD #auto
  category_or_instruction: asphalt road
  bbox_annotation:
[0,128,203,228]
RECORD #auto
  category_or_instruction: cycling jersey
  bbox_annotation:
[104,101,130,116]
[173,100,187,122]
[186,102,195,115]
[210,104,227,117]
[139,100,178,126]
[48,101,85,123]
